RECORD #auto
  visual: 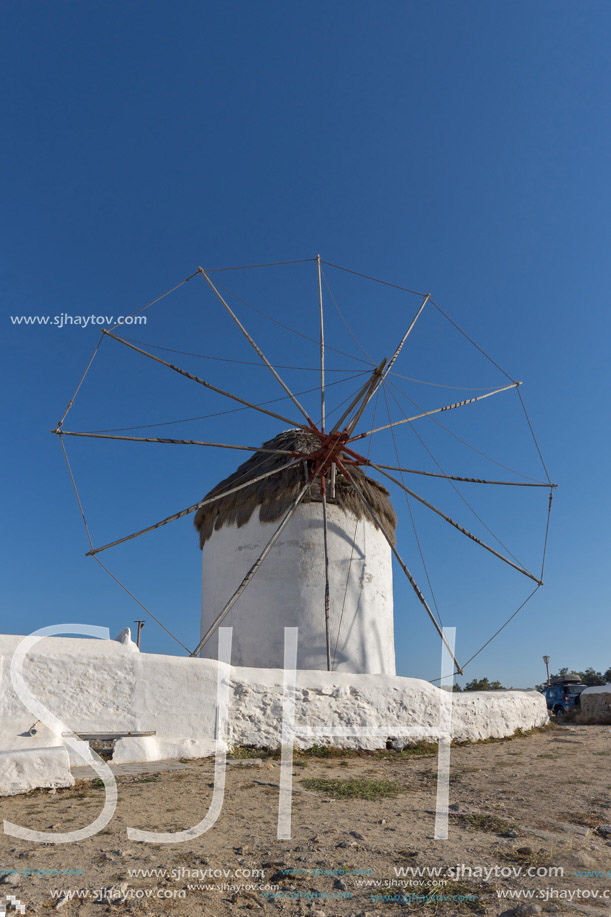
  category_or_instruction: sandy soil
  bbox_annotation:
[1,723,610,917]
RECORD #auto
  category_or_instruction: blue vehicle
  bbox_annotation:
[541,676,586,716]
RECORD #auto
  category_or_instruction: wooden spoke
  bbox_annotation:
[103,331,305,430]
[317,254,326,433]
[343,293,430,429]
[198,268,315,426]
[349,475,463,675]
[85,457,307,557]
[373,462,555,487]
[369,462,542,585]
[350,383,519,442]
[53,430,295,455]
[329,360,386,435]
[190,482,310,656]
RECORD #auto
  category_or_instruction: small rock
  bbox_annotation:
[48,788,57,795]
[596,824,611,837]
[310,910,326,917]
[448,803,460,812]
[504,904,542,916]
[96,881,128,903]
[379,818,387,825]
[335,840,357,848]
[503,828,518,838]
[573,851,595,867]
[55,895,70,910]
[1,874,20,887]
[516,846,533,856]
[333,878,347,891]
[349,830,365,840]
[234,845,250,855]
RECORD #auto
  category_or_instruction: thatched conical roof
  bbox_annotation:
[194,429,397,547]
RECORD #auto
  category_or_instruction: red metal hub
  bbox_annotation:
[291,425,371,485]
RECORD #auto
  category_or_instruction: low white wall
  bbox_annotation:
[229,668,548,748]
[0,746,73,797]
[0,633,219,767]
[0,634,548,794]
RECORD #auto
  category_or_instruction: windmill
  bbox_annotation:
[54,256,555,678]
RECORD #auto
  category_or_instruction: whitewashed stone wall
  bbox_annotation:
[580,685,611,724]
[0,633,548,795]
[228,667,547,748]
[0,747,73,797]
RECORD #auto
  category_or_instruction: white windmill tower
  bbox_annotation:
[194,428,397,673]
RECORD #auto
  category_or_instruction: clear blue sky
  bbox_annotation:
[1,1,609,687]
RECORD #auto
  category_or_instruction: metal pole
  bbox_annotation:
[321,479,332,671]
[317,254,331,671]
[317,254,325,433]
[134,620,145,648]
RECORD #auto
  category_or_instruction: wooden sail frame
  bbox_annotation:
[54,257,556,676]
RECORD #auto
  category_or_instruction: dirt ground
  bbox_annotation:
[1,723,610,917]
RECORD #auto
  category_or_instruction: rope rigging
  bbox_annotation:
[382,385,444,629]
[382,382,532,570]
[322,272,445,633]
[77,369,369,435]
[213,274,499,390]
